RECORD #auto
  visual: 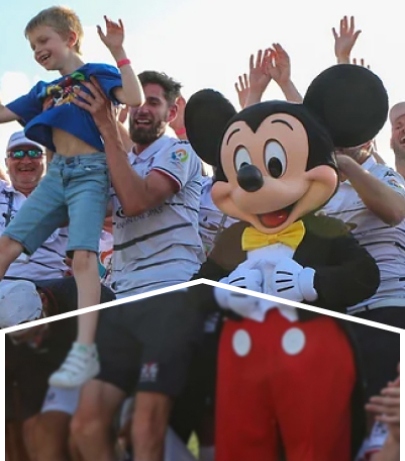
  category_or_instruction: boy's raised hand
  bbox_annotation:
[97,16,125,57]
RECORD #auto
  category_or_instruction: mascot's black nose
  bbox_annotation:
[237,165,264,192]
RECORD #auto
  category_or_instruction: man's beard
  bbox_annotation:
[130,118,167,145]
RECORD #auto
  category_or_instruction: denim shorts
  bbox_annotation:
[3,152,110,255]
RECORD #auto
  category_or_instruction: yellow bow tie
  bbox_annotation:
[242,220,306,251]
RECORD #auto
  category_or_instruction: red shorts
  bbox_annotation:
[215,309,356,461]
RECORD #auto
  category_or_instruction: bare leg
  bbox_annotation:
[0,236,24,279]
[73,251,101,344]
[49,251,102,387]
[34,411,72,461]
[132,392,173,461]
[70,380,126,461]
[23,416,39,461]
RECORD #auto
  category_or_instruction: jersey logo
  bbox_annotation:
[171,148,189,164]
[139,362,159,383]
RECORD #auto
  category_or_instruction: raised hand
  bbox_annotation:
[97,16,125,57]
[264,43,291,86]
[248,49,272,95]
[332,16,361,64]
[235,73,249,109]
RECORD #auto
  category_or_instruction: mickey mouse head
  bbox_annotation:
[185,64,388,235]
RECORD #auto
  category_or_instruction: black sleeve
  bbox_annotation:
[313,234,380,312]
[190,257,230,282]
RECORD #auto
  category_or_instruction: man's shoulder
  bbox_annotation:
[155,137,199,162]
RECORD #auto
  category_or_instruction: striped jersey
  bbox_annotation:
[198,176,239,334]
[0,180,68,280]
[199,176,239,257]
[110,134,205,298]
[321,156,405,313]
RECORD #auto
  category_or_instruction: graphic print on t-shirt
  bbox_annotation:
[40,71,86,111]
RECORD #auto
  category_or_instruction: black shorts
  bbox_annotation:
[95,289,207,397]
[170,313,224,442]
[351,307,403,399]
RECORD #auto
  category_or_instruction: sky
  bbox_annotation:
[0,0,403,167]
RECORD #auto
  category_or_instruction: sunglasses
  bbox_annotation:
[7,149,44,159]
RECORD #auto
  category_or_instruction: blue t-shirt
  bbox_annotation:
[6,63,122,152]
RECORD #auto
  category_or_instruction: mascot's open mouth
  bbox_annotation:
[258,203,296,228]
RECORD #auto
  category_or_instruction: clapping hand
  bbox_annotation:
[264,43,291,87]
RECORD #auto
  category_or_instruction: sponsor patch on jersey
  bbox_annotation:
[171,149,189,164]
[139,362,159,383]
[387,177,405,192]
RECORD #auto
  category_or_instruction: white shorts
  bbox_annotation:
[41,385,81,415]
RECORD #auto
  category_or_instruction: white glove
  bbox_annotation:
[214,267,266,319]
[270,258,318,303]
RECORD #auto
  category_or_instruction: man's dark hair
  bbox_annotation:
[138,71,182,105]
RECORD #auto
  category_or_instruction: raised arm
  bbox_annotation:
[243,49,272,107]
[264,43,303,103]
[98,16,144,107]
[332,15,362,64]
[336,153,405,225]
[73,78,177,217]
[0,97,19,123]
[234,73,250,110]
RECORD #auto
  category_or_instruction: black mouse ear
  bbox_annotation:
[184,89,237,167]
[303,64,389,148]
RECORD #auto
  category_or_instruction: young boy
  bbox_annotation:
[0,6,144,387]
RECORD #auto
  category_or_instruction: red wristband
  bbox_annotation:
[117,58,131,68]
[175,127,187,136]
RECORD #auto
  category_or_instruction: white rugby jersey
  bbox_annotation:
[322,156,405,313]
[111,134,205,298]
[199,176,238,256]
[355,422,388,461]
[0,180,68,280]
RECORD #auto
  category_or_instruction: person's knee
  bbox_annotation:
[70,407,108,445]
[0,236,23,263]
[132,394,171,444]
[71,250,96,274]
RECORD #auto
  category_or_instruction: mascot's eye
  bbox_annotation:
[234,147,252,171]
[264,141,287,178]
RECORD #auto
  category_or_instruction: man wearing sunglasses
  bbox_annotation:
[1,131,68,280]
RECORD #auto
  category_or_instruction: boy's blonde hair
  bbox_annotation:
[25,6,84,54]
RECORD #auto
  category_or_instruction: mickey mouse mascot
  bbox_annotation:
[185,64,388,461]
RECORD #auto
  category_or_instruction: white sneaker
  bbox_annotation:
[48,342,100,388]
